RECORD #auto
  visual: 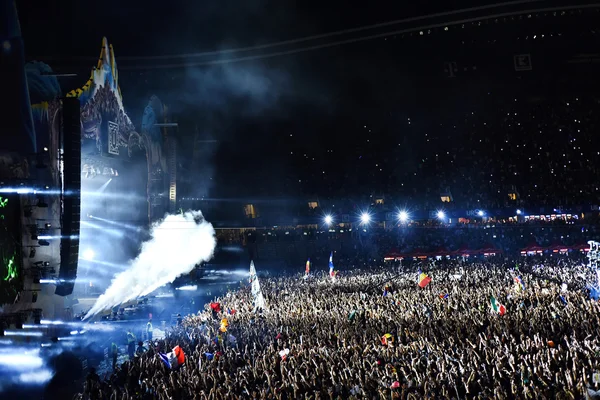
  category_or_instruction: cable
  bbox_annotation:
[118,3,599,70]
[118,0,543,61]
[34,0,542,62]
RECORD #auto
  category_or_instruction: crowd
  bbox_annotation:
[292,95,600,211]
[77,252,600,399]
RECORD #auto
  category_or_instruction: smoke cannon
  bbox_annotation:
[84,210,215,319]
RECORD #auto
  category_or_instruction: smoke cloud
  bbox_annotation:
[84,210,216,319]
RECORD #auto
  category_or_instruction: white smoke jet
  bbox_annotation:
[84,210,215,319]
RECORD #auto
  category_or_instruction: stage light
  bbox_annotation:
[324,215,333,225]
[437,211,446,220]
[43,147,48,152]
[398,211,409,222]
[176,285,198,291]
[4,330,43,337]
[360,212,371,224]
[516,209,522,215]
[477,210,485,217]
[82,249,95,261]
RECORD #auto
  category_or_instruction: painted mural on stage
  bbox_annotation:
[27,37,171,222]
[65,37,140,161]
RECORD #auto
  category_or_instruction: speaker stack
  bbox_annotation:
[55,97,81,297]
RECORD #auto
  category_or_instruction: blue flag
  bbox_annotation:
[159,353,172,369]
[559,295,568,306]
[590,286,600,301]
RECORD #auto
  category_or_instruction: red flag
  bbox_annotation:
[418,273,431,288]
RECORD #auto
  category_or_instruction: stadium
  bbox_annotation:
[2,0,600,399]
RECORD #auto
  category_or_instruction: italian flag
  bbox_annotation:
[490,296,506,316]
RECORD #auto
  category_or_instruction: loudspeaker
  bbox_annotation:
[56,97,81,296]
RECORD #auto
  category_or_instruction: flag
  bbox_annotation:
[305,258,310,276]
[279,348,290,361]
[329,252,334,277]
[159,345,185,369]
[418,272,431,288]
[439,293,449,300]
[250,261,266,311]
[383,284,390,297]
[514,276,525,291]
[559,295,568,306]
[590,286,600,301]
[348,310,356,321]
[490,296,506,316]
[381,333,394,346]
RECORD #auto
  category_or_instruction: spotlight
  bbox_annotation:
[360,212,371,224]
[516,209,522,215]
[82,249,94,261]
[477,210,485,217]
[43,147,48,152]
[44,223,51,229]
[398,210,409,223]
[324,215,333,225]
[437,211,446,220]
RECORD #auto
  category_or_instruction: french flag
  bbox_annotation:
[159,345,185,369]
[329,252,334,277]
[514,276,525,291]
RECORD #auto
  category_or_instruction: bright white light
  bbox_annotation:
[4,330,43,337]
[39,279,58,284]
[324,215,333,225]
[398,211,409,222]
[23,324,48,329]
[176,285,198,291]
[82,249,95,261]
[516,209,522,215]
[41,320,64,325]
[360,213,371,224]
[477,210,484,217]
[69,330,79,335]
[437,211,446,220]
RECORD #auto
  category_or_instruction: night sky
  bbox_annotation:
[17,0,600,203]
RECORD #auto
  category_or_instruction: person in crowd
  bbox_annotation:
[126,329,136,359]
[146,319,153,341]
[110,342,118,371]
